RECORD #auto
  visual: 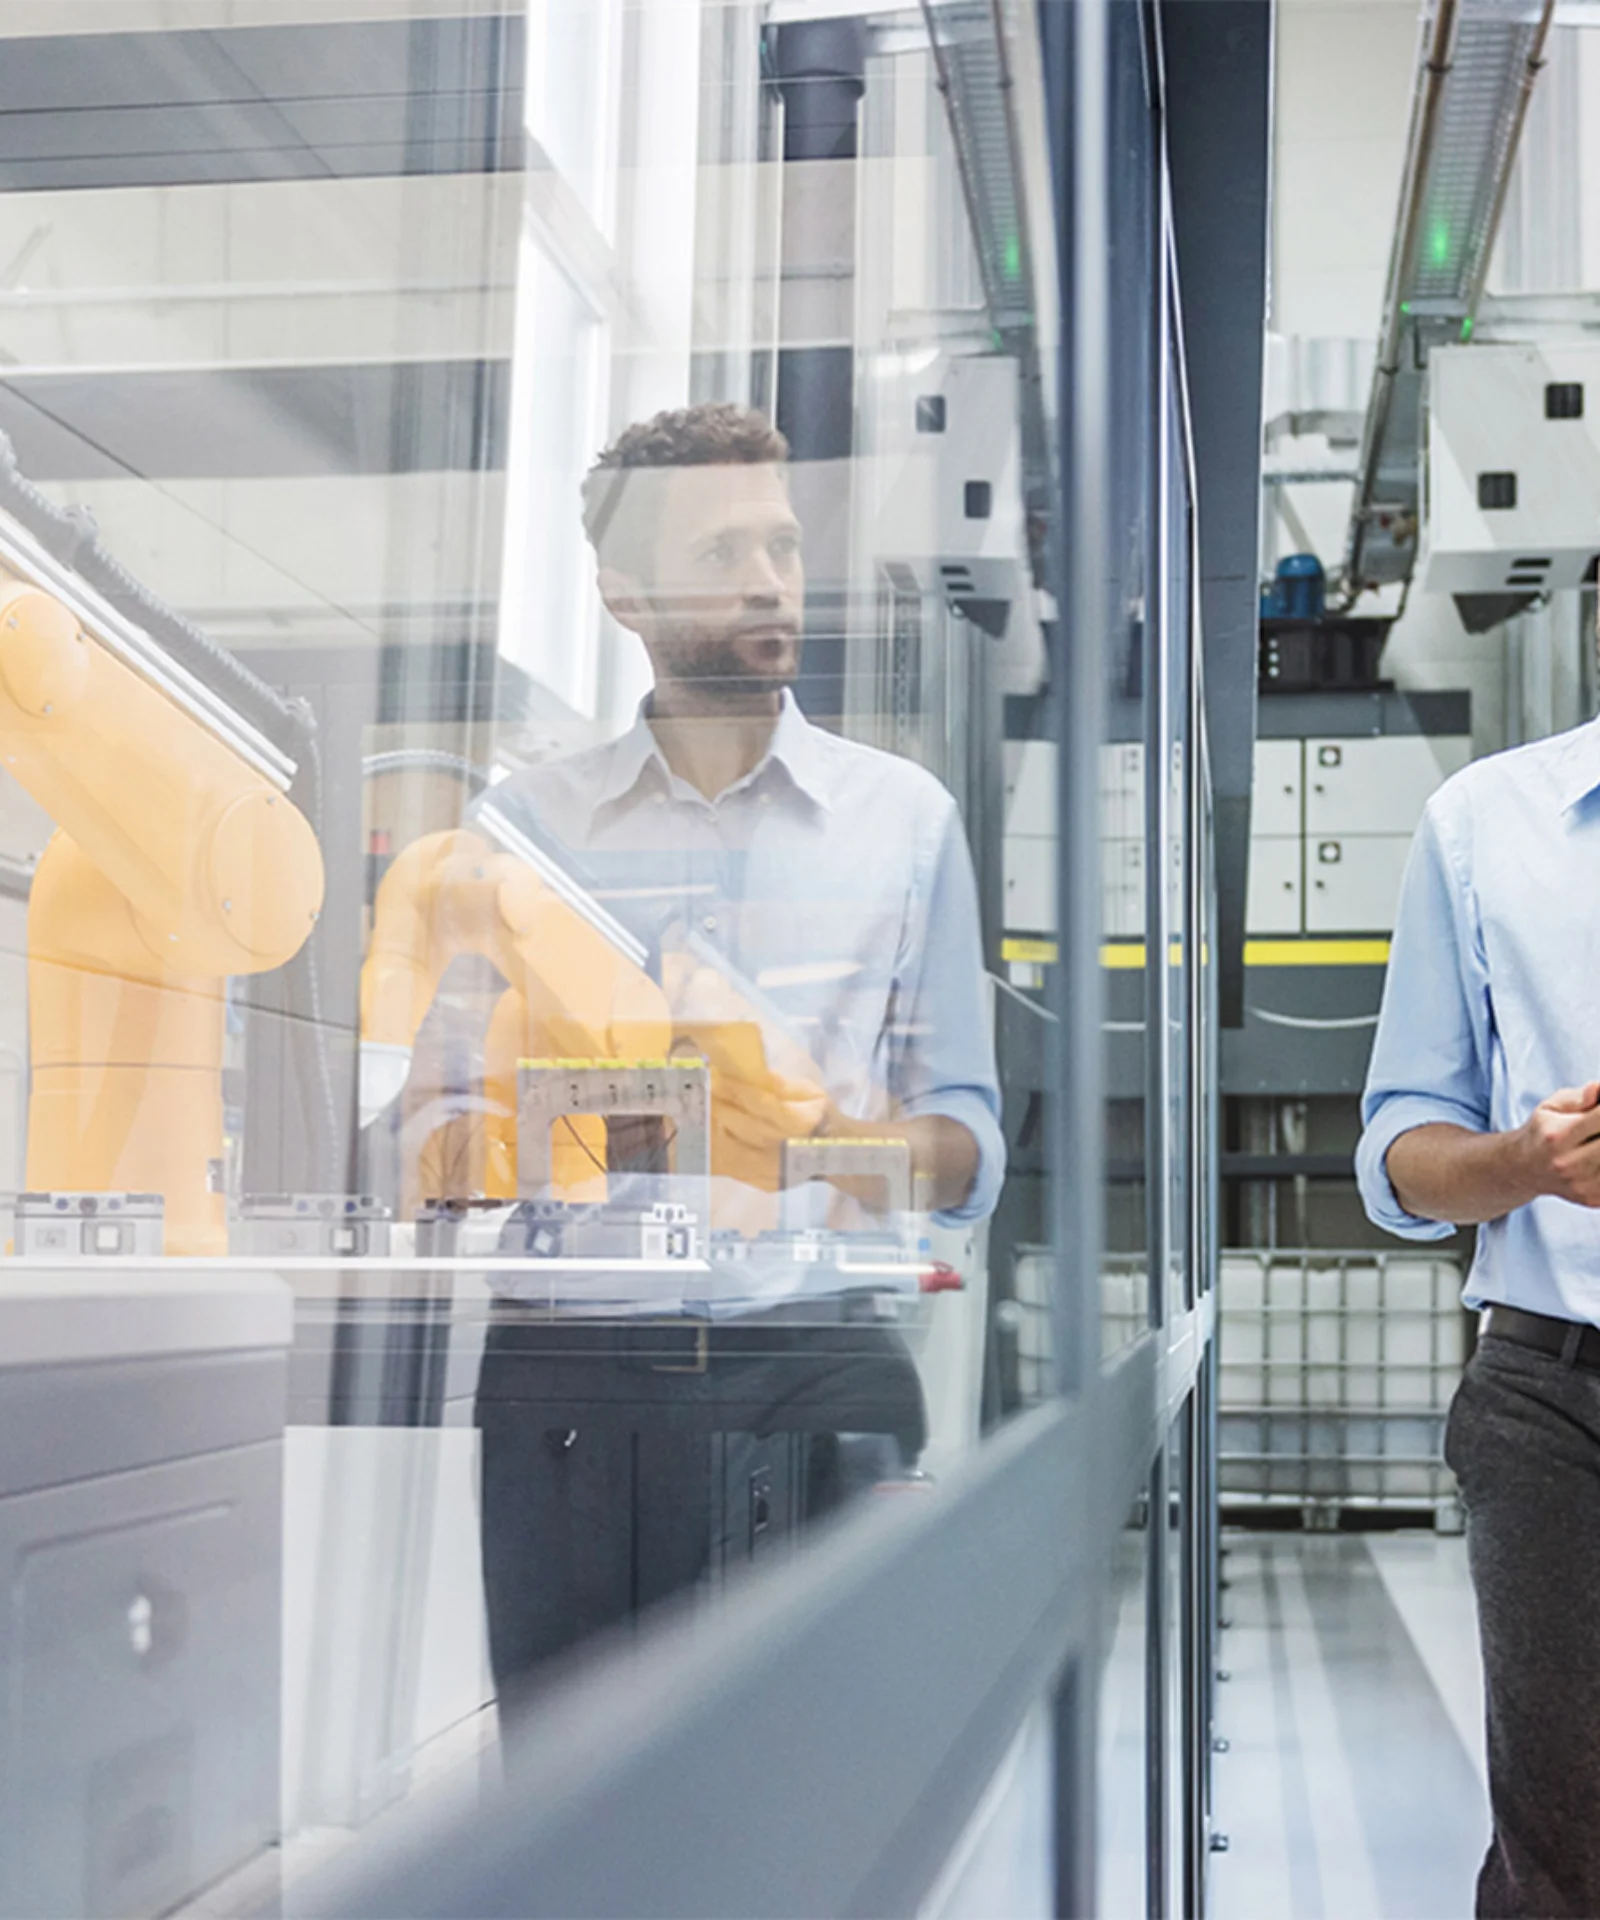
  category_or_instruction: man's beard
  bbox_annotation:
[659,626,801,704]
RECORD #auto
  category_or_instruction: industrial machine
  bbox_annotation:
[359,817,922,1257]
[1422,341,1600,600]
[0,434,325,1254]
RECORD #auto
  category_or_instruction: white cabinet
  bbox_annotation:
[1252,739,1303,837]
[1099,743,1145,842]
[1003,739,1057,839]
[1101,839,1145,938]
[1304,735,1469,838]
[1305,835,1414,934]
[1246,837,1303,935]
[1003,835,1057,934]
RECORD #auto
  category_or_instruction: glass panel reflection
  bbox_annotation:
[0,0,1067,1903]
[1098,1498,1151,1919]
[1099,2,1156,1364]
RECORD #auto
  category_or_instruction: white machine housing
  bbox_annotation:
[864,352,1027,603]
[1422,342,1600,594]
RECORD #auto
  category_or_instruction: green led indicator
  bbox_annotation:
[1003,233,1022,281]
[1461,315,1474,341]
[1400,300,1413,314]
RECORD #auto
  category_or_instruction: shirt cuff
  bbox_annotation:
[1355,1094,1477,1241]
[901,1089,1006,1226]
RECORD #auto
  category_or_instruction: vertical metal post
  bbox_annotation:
[1042,0,1110,1409]
[1041,0,1112,1907]
[1143,226,1173,1335]
[1145,1447,1170,1920]
[1200,809,1222,1892]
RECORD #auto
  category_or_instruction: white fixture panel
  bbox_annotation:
[1246,837,1303,935]
[1003,739,1057,839]
[1305,834,1414,933]
[1100,743,1145,842]
[1252,739,1303,838]
[1003,834,1057,935]
[1101,838,1145,939]
[1304,735,1469,838]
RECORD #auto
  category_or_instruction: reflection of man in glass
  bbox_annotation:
[474,403,1003,1700]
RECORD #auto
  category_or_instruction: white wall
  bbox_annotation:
[0,174,517,371]
[1271,0,1421,342]
[1266,0,1419,593]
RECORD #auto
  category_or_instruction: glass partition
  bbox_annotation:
[1098,0,1159,1365]
[0,2,1076,1907]
[1163,321,1196,1320]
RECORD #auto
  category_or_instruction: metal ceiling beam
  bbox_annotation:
[1343,0,1555,597]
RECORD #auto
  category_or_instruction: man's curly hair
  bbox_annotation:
[581,403,790,579]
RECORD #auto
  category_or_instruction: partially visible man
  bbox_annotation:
[461,403,1004,1699]
[1358,716,1600,1918]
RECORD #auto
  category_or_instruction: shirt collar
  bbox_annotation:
[592,688,832,814]
[1556,717,1600,812]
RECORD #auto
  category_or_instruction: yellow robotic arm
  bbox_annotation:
[0,576,324,1254]
[361,828,672,1212]
[361,828,839,1214]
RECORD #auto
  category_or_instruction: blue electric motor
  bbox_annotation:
[1273,552,1326,621]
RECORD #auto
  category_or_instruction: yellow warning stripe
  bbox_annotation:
[1002,938,1393,970]
[1244,939,1391,967]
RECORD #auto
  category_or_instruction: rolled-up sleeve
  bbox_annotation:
[1356,799,1492,1239]
[892,801,1006,1225]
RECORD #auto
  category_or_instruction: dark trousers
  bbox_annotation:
[1445,1333,1600,1918]
[475,1312,926,1711]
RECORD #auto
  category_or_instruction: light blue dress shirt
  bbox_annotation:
[1357,718,1600,1318]
[481,690,1006,1234]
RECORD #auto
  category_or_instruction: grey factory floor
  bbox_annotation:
[1209,1531,1489,1920]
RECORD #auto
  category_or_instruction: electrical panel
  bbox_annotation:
[1304,735,1470,837]
[1246,837,1302,935]
[1305,834,1415,934]
[1246,732,1469,936]
[1003,833,1057,935]
[1003,737,1058,939]
[1099,744,1146,841]
[1005,728,1467,945]
[1250,740,1302,837]
[1101,838,1145,939]
[1423,343,1600,594]
[1003,738,1057,838]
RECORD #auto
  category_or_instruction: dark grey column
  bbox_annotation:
[770,19,868,725]
[1159,0,1274,1027]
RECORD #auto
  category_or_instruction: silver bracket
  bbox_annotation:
[517,1058,711,1198]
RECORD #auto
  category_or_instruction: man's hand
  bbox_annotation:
[816,1107,978,1216]
[1511,1082,1600,1207]
[662,951,978,1209]
[1388,1082,1600,1225]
